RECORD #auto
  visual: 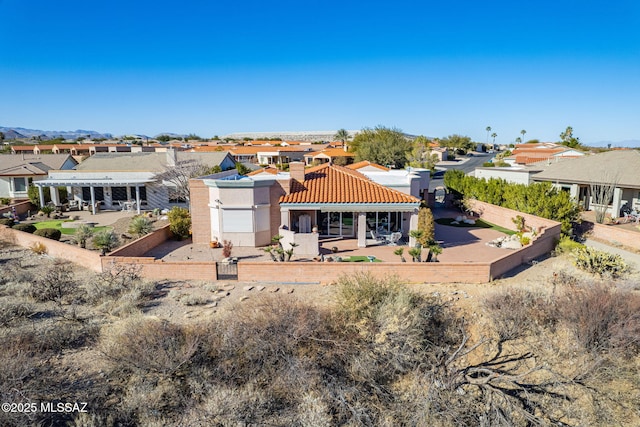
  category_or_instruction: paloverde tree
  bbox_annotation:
[334,128,350,145]
[408,135,439,170]
[351,126,412,168]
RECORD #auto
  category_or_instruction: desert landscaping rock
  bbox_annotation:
[270,287,280,293]
[256,286,265,291]
[243,285,254,291]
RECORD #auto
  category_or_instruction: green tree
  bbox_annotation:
[560,126,581,148]
[408,136,438,170]
[485,126,492,144]
[491,132,497,145]
[156,135,172,142]
[351,126,412,168]
[440,134,474,153]
[235,162,251,175]
[334,128,350,145]
[520,129,527,142]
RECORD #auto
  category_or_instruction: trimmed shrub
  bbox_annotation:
[0,218,15,227]
[167,207,191,240]
[555,235,584,255]
[12,223,36,233]
[34,228,62,240]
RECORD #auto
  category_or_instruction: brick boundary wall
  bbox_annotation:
[103,256,218,281]
[238,262,491,284]
[0,225,103,272]
[108,225,173,257]
[0,200,35,218]
[585,221,640,251]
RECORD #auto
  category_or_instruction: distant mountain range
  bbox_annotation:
[0,126,112,141]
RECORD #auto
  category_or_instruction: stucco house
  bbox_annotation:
[531,149,640,217]
[190,162,429,255]
[34,151,237,214]
[0,154,77,200]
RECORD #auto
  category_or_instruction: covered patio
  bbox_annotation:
[34,176,154,215]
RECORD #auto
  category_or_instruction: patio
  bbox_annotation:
[142,206,512,264]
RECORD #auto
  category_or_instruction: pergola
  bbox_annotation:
[34,177,154,215]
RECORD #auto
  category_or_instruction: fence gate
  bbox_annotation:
[217,261,238,280]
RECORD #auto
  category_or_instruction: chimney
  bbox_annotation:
[289,161,305,182]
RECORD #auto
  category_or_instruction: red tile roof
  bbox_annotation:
[347,161,389,171]
[279,164,419,204]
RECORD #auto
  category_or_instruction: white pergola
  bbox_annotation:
[34,177,154,215]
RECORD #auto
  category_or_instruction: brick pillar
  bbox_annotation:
[189,178,211,244]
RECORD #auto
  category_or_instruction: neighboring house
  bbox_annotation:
[504,143,585,166]
[303,147,355,165]
[190,162,427,253]
[532,150,640,216]
[0,154,77,200]
[474,166,543,185]
[226,146,313,165]
[34,151,237,214]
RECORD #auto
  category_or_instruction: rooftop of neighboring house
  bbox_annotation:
[279,163,420,204]
[303,147,355,158]
[0,154,77,176]
[72,151,235,173]
[229,146,314,155]
[532,149,640,188]
[346,161,390,171]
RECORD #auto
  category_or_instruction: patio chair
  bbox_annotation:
[370,230,385,242]
[389,232,402,246]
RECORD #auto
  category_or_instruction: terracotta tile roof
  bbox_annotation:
[230,146,309,154]
[347,161,389,171]
[190,146,226,152]
[279,164,419,204]
[304,148,355,158]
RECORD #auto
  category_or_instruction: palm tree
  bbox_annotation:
[485,126,492,144]
[491,132,497,145]
[520,129,527,142]
[515,137,522,144]
[334,129,350,145]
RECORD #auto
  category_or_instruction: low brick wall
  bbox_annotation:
[238,261,491,284]
[0,200,35,218]
[108,225,173,257]
[467,200,561,234]
[586,221,640,251]
[0,225,103,272]
[102,257,217,281]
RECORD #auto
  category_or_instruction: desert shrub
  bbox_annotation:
[100,316,200,377]
[0,298,34,326]
[128,215,154,237]
[0,218,15,227]
[74,223,94,248]
[559,284,640,355]
[93,230,120,255]
[179,294,209,306]
[34,227,62,240]
[484,288,557,340]
[573,246,629,277]
[555,235,584,255]
[12,223,36,233]
[29,241,48,255]
[86,262,143,302]
[30,261,80,305]
[167,207,191,240]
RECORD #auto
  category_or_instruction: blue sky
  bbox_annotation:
[1,0,639,145]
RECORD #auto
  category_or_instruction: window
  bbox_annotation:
[318,212,355,236]
[12,177,28,192]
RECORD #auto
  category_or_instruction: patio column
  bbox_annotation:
[135,186,141,214]
[280,208,290,229]
[612,187,623,219]
[408,209,419,247]
[357,212,367,247]
[90,186,96,215]
[50,187,60,206]
[37,185,45,208]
